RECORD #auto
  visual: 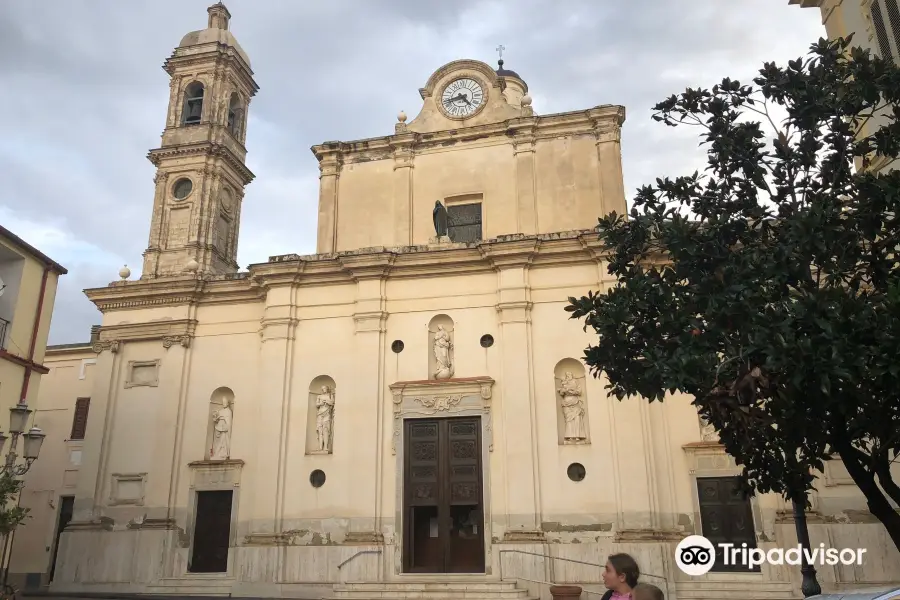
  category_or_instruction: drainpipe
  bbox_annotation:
[18,266,50,405]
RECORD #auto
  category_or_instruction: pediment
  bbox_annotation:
[406,60,527,133]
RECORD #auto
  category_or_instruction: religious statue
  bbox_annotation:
[432,200,449,238]
[210,397,233,460]
[558,372,587,442]
[316,385,335,453]
[433,325,454,379]
[699,415,719,442]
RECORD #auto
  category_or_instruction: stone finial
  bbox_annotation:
[521,94,534,117]
[395,110,409,134]
[118,265,131,280]
[185,259,200,273]
[208,2,231,30]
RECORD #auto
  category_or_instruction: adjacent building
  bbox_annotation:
[0,225,67,587]
[22,3,900,599]
[790,0,899,173]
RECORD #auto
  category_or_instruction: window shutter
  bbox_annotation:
[872,1,895,62]
[885,0,900,58]
[70,398,90,440]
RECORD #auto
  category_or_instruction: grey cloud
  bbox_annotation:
[0,0,824,344]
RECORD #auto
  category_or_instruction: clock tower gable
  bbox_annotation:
[406,59,531,134]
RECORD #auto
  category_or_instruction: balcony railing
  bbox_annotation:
[0,318,8,350]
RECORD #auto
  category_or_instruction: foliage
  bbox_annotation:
[0,472,28,536]
[566,36,900,550]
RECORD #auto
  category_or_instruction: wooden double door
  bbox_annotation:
[403,417,485,573]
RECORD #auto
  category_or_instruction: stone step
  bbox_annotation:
[336,582,519,591]
[675,580,796,600]
[145,577,234,596]
[330,581,532,600]
[331,593,530,600]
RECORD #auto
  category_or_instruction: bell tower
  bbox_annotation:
[142,2,259,279]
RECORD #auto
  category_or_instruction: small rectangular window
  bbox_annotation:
[70,398,90,440]
[447,202,483,243]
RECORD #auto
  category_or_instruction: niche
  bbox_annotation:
[427,315,455,380]
[306,376,337,455]
[205,387,235,460]
[554,359,590,445]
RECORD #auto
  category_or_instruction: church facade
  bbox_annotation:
[43,4,900,599]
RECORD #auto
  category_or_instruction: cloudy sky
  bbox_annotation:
[0,0,824,345]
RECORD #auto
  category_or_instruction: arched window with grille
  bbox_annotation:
[182,81,205,125]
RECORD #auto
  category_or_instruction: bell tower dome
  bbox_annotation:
[141,2,259,279]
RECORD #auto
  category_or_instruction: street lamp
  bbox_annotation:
[0,401,45,588]
[0,403,44,476]
[792,496,822,597]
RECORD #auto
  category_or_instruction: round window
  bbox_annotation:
[172,178,193,200]
[567,462,586,482]
[480,334,494,348]
[310,469,326,488]
[391,340,405,353]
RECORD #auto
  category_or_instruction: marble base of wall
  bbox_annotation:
[49,524,900,599]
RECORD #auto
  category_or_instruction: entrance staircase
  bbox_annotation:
[144,576,235,596]
[327,580,538,600]
[675,579,797,599]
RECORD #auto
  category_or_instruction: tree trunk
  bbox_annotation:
[836,440,900,552]
[874,461,900,507]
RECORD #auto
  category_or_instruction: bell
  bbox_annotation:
[184,101,202,124]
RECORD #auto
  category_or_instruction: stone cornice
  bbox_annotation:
[310,105,626,164]
[163,47,259,96]
[148,141,255,184]
[85,230,608,312]
[84,274,262,312]
[93,319,198,352]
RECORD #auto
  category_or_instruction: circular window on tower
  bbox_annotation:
[172,178,193,200]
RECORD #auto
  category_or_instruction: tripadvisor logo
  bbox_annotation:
[675,535,867,576]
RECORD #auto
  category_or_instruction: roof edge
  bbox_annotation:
[0,225,68,274]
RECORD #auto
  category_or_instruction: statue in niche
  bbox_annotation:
[433,325,454,379]
[210,397,233,460]
[558,372,587,442]
[315,385,336,453]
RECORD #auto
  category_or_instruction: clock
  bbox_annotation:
[440,78,485,118]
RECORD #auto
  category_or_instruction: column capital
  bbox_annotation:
[313,144,344,177]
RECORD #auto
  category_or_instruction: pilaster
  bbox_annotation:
[315,145,343,254]
[251,287,297,539]
[510,118,538,235]
[71,346,120,523]
[391,134,416,246]
[482,243,543,538]
[342,253,391,538]
[590,107,627,217]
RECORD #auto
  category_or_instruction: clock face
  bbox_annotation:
[441,78,484,118]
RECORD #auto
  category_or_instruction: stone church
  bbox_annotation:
[45,4,899,599]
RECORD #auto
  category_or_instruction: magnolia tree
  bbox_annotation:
[0,472,28,536]
[566,37,900,550]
